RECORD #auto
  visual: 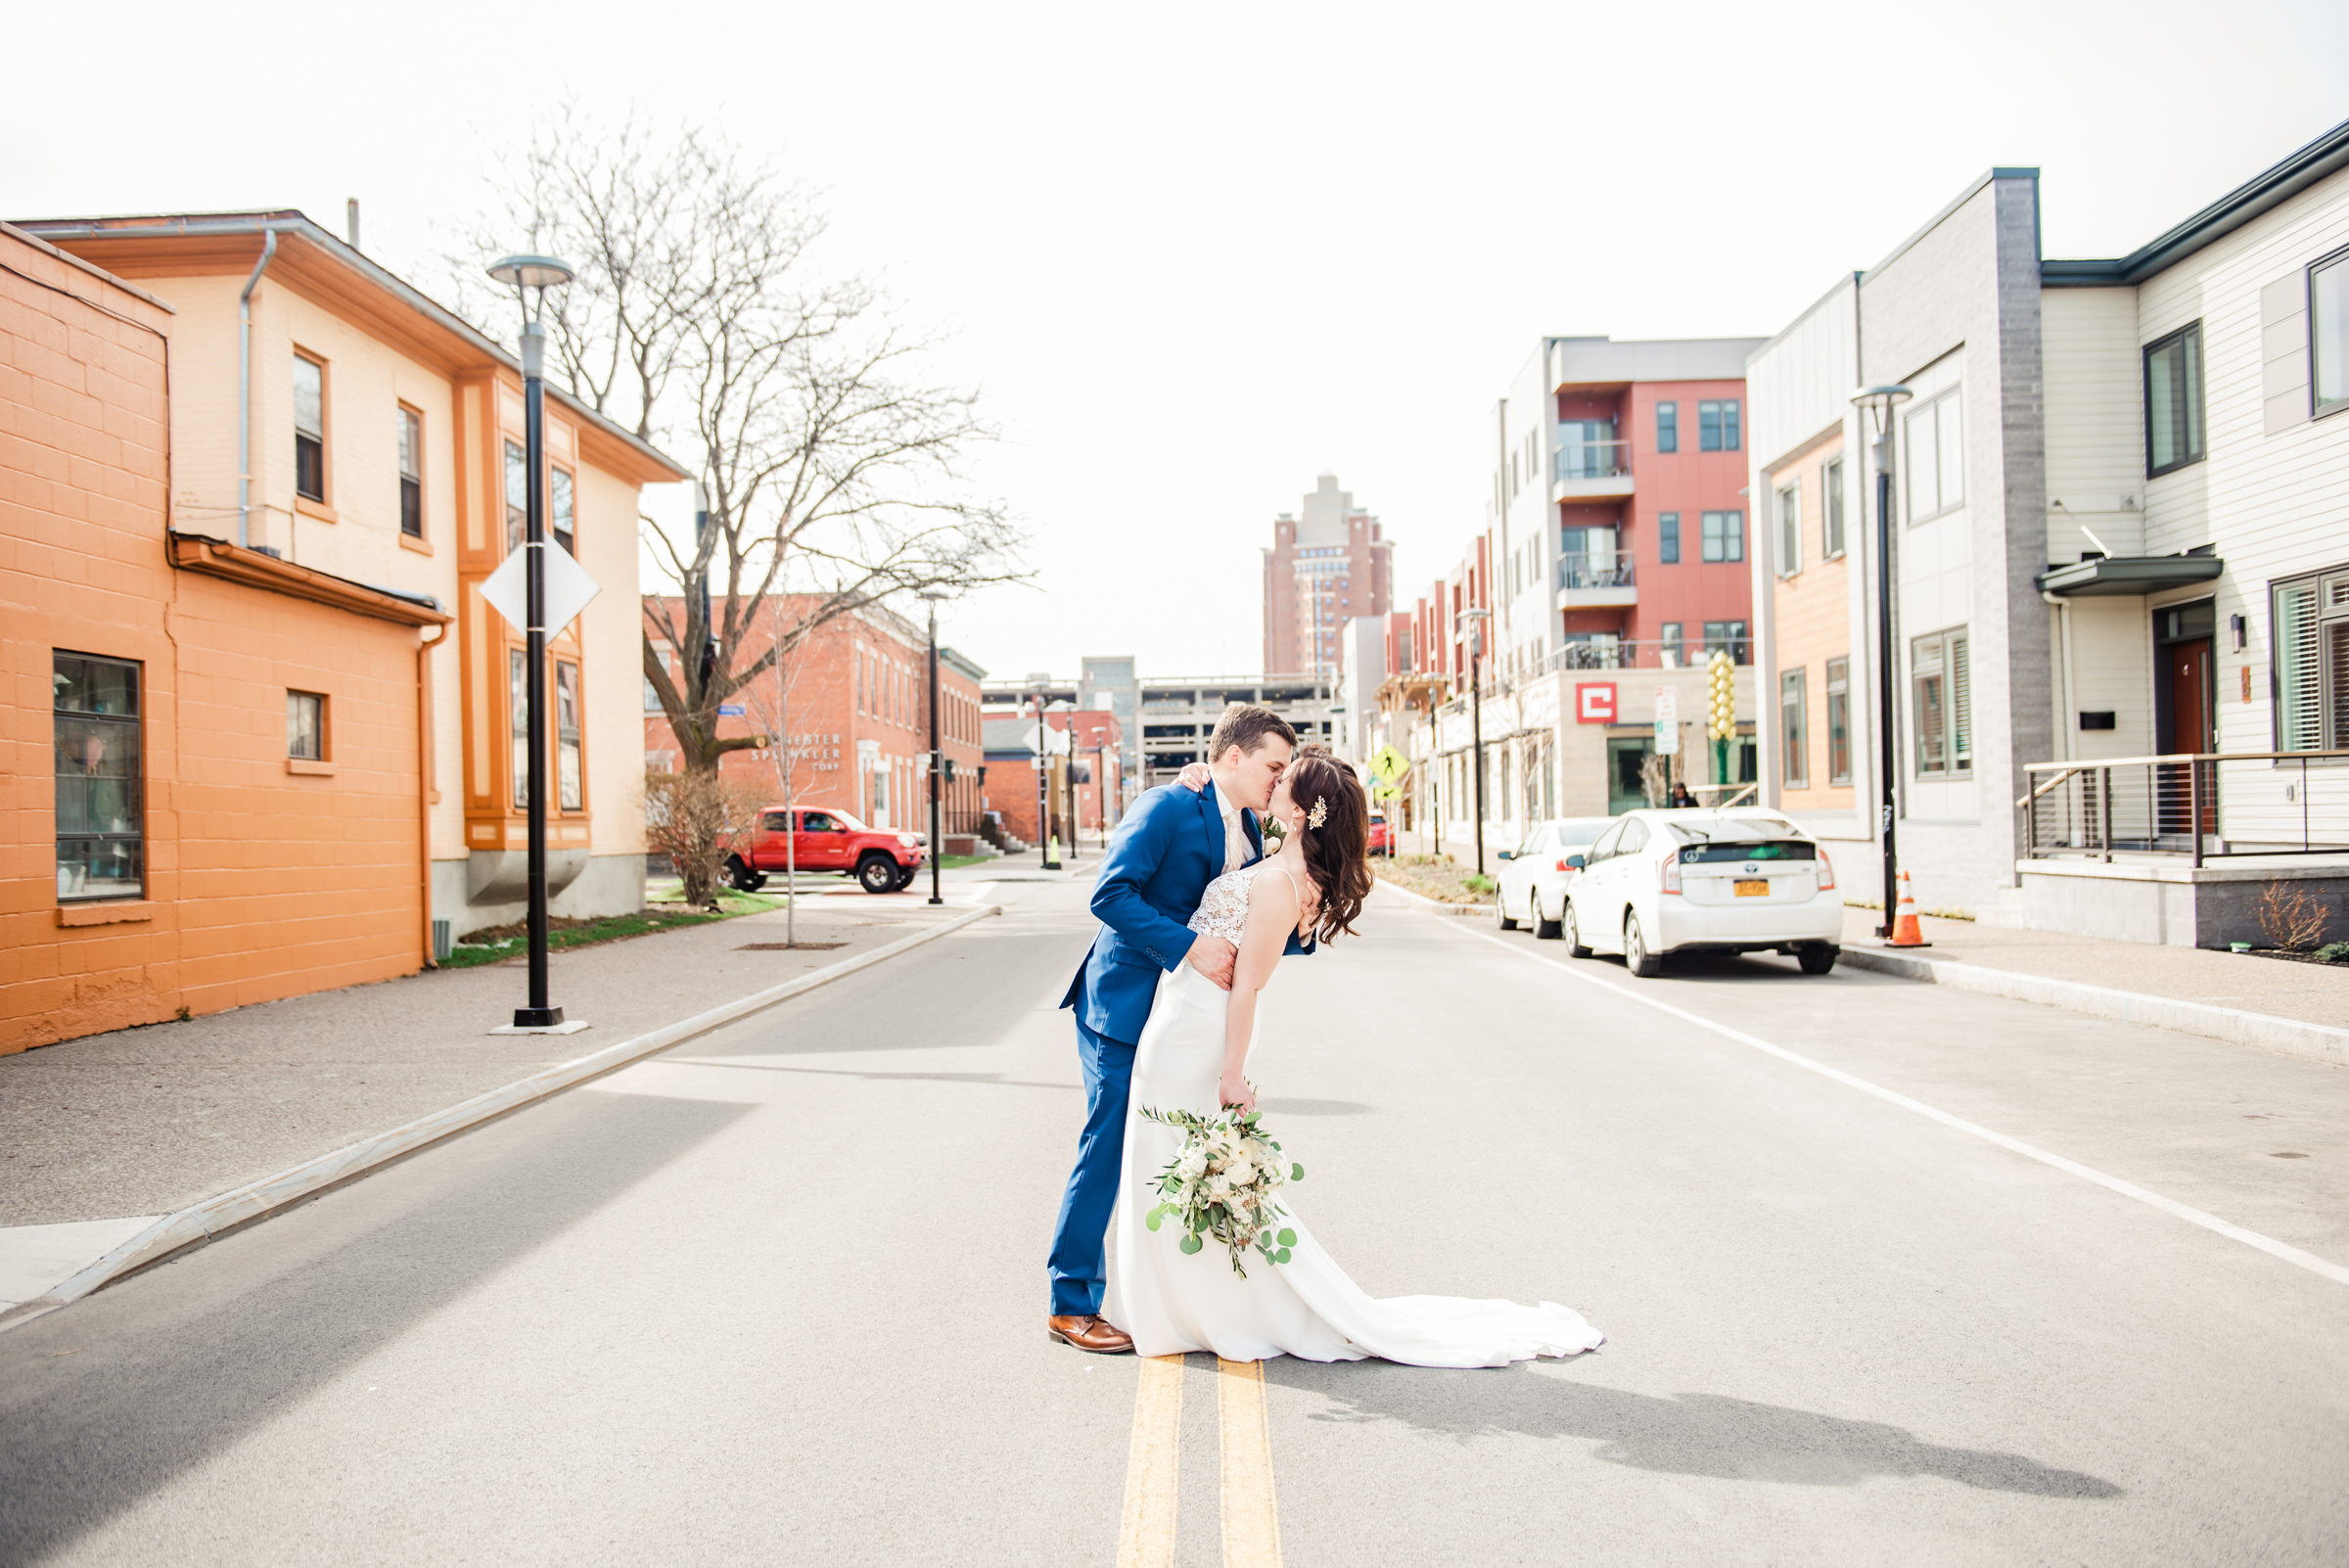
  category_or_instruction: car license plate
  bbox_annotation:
[1734,879,1770,898]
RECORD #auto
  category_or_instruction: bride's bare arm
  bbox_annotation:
[1220,872,1301,1112]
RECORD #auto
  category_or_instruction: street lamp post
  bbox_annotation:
[1034,688,1058,869]
[1459,607,1491,877]
[920,590,947,906]
[486,254,576,1031]
[1850,384,1913,939]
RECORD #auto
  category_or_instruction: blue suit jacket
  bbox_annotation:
[1061,783,1311,1045]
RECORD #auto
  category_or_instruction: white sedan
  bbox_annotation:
[1561,809,1843,976]
[1494,817,1617,940]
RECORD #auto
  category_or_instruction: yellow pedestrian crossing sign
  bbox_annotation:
[1369,745,1407,784]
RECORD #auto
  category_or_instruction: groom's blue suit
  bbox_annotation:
[1049,782,1309,1317]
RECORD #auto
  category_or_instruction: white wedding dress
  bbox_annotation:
[1103,858,1606,1367]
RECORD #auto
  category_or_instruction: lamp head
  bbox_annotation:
[1848,384,1913,435]
[486,254,576,292]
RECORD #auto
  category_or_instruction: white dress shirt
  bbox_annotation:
[1210,779,1253,875]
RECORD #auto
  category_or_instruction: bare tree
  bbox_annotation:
[643,767,762,909]
[452,104,1027,776]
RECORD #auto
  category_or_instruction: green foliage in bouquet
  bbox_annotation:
[1136,1103,1305,1277]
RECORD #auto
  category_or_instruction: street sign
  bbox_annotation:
[481,542,601,638]
[1369,744,1408,783]
[1654,686,1679,755]
[718,704,745,716]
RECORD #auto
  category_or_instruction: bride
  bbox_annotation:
[1104,748,1605,1367]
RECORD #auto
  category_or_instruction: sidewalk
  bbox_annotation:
[1839,907,2349,1063]
[0,895,986,1237]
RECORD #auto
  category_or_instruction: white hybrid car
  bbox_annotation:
[1494,817,1617,940]
[1560,809,1843,977]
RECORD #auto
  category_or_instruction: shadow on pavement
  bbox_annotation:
[1265,1360,2123,1498]
[0,1091,754,1561]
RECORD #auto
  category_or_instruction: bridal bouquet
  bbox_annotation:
[1135,1102,1305,1277]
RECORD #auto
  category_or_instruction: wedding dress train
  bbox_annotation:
[1103,861,1605,1367]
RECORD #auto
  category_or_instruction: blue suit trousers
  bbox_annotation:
[1047,1018,1135,1316]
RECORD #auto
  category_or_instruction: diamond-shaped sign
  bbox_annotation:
[481,542,601,637]
[1369,744,1408,783]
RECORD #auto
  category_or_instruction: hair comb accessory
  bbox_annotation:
[1307,797,1328,830]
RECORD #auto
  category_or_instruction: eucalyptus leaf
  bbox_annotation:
[1178,1234,1203,1256]
[1276,1228,1297,1247]
[1274,1247,1292,1265]
[1291,1165,1305,1180]
[1145,1210,1163,1232]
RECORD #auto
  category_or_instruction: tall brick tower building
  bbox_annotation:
[1262,473,1393,678]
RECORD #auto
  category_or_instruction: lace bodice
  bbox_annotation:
[1187,859,1304,945]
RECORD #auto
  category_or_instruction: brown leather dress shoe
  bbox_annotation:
[1047,1314,1134,1354]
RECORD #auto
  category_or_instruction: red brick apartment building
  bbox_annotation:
[1262,472,1394,678]
[644,595,987,836]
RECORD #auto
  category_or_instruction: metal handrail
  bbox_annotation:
[2024,748,2349,772]
[2017,748,2349,866]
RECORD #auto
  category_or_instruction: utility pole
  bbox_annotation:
[921,591,946,905]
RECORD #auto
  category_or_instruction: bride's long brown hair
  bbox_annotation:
[1282,747,1371,943]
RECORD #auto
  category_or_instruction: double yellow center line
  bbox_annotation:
[1116,1355,1283,1568]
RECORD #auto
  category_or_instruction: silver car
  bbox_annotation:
[1494,817,1617,939]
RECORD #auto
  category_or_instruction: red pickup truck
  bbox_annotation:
[724,807,926,895]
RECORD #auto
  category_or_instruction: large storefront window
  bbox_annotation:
[54,653,143,900]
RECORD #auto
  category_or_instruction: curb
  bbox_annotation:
[9,903,1002,1328]
[1371,878,1496,918]
[1836,944,2349,1067]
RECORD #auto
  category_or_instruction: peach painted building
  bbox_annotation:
[11,211,688,1046]
[2,222,458,1051]
[644,595,988,838]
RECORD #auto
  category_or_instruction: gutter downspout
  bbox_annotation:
[417,623,444,967]
[238,228,281,548]
[2042,588,2076,762]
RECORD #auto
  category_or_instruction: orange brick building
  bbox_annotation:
[644,595,987,837]
[2,223,451,1051]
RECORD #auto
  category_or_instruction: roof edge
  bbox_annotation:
[2044,115,2349,287]
[1865,167,2041,283]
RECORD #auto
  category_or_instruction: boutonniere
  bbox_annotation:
[1260,814,1286,844]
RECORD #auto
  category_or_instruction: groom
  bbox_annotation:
[1046,704,1304,1352]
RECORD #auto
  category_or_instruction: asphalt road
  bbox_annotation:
[3,879,2345,1566]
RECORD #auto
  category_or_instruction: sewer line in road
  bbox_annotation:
[1115,1353,1286,1568]
[1453,924,2349,1290]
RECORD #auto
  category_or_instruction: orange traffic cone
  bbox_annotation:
[1887,870,1929,947]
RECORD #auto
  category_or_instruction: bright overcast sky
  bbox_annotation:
[10,0,2347,684]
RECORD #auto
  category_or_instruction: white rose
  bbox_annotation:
[1225,1160,1257,1188]
[1176,1151,1208,1181]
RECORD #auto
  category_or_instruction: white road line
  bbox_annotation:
[1115,1355,1184,1568]
[1454,923,2349,1290]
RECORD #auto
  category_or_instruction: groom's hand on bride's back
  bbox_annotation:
[1176,761,1212,792]
[1185,933,1237,990]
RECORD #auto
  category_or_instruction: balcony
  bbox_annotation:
[1555,553,1635,609]
[1552,439,1634,502]
[1541,635,1746,672]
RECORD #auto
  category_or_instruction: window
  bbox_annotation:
[54,653,143,900]
[1911,628,1972,777]
[1658,512,1681,564]
[2144,323,2206,476]
[1904,390,1964,521]
[2273,566,2349,749]
[1780,669,1808,789]
[2315,249,2349,416]
[1703,621,1750,665]
[551,466,576,556]
[1700,510,1744,563]
[1698,398,1740,451]
[504,440,527,554]
[1825,658,1852,785]
[294,354,326,501]
[396,406,423,537]
[1823,458,1846,558]
[510,648,530,807]
[1775,484,1801,575]
[1660,623,1684,668]
[1655,401,1678,453]
[556,662,582,811]
[287,691,325,760]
